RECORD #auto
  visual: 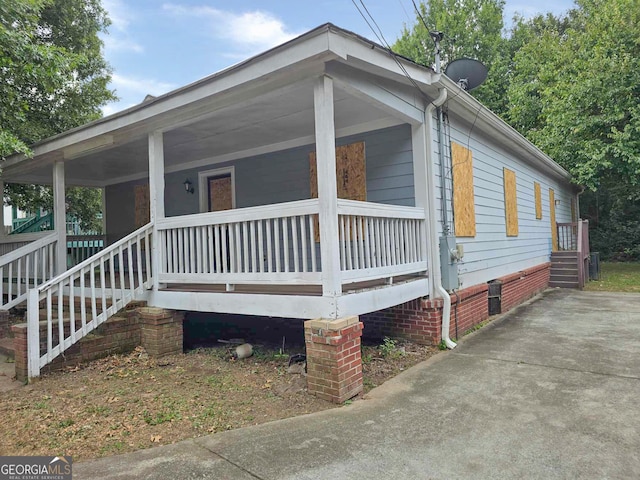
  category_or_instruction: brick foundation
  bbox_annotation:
[12,305,184,382]
[12,311,141,383]
[362,263,551,345]
[499,263,550,312]
[304,316,363,404]
[139,307,184,357]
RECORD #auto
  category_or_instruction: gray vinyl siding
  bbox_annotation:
[433,112,574,288]
[105,124,414,243]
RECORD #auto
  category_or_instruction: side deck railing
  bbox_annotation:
[27,223,153,378]
[556,220,590,288]
[0,233,58,310]
[337,199,427,284]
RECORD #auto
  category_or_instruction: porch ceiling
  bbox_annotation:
[7,78,400,187]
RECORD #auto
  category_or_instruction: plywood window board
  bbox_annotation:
[549,188,558,251]
[134,183,150,228]
[451,142,476,237]
[310,141,366,241]
[209,175,233,212]
[534,182,542,219]
[503,168,518,236]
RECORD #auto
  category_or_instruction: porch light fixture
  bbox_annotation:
[555,199,561,206]
[184,179,194,194]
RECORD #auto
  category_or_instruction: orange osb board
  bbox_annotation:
[451,142,476,237]
[309,141,366,241]
[534,181,542,219]
[134,183,150,228]
[503,168,518,236]
[209,176,233,212]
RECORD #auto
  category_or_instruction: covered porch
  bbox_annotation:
[0,25,440,361]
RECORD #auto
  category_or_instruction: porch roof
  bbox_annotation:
[2,23,574,187]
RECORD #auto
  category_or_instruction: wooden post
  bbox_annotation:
[149,131,165,290]
[412,120,430,275]
[314,75,341,300]
[53,160,67,275]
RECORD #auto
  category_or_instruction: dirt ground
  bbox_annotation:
[0,339,437,461]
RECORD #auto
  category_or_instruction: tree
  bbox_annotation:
[0,0,115,231]
[505,0,640,258]
[394,0,506,114]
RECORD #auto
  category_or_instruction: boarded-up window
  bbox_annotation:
[208,175,233,212]
[134,183,150,228]
[309,141,366,201]
[451,142,476,237]
[549,188,558,251]
[534,182,542,219]
[503,168,518,236]
[310,142,366,241]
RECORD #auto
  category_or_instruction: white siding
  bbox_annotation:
[433,112,574,288]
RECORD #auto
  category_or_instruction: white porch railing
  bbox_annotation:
[27,223,153,378]
[337,200,427,283]
[157,199,321,286]
[0,233,58,310]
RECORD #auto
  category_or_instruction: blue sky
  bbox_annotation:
[100,0,575,115]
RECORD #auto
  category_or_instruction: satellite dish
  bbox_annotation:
[444,58,488,91]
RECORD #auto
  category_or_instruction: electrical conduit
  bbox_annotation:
[425,87,457,349]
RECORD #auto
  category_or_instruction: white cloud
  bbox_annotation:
[102,0,144,54]
[102,36,144,54]
[162,4,301,54]
[103,0,131,32]
[111,73,176,97]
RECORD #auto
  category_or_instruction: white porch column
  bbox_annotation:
[53,161,67,275]
[314,75,341,298]
[412,120,431,286]
[149,131,165,290]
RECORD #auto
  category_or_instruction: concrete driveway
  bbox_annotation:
[76,289,640,479]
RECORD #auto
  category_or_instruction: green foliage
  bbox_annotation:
[394,0,507,114]
[584,262,640,293]
[1,0,114,223]
[380,337,405,359]
[396,0,640,259]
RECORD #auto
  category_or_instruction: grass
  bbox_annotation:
[584,262,640,293]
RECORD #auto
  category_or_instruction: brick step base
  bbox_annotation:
[0,337,14,359]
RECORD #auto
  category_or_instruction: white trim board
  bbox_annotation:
[197,166,236,213]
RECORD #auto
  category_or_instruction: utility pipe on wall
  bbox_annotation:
[425,87,457,349]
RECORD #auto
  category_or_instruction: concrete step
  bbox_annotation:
[0,337,14,359]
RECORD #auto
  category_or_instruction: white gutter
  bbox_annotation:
[425,88,457,349]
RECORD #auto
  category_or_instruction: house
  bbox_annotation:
[0,24,585,403]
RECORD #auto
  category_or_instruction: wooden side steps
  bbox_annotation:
[550,251,579,288]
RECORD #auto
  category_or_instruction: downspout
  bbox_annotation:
[425,87,457,349]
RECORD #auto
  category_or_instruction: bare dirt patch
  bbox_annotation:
[0,339,438,461]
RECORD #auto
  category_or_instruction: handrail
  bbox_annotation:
[337,199,426,219]
[37,223,151,292]
[0,233,57,267]
[157,199,319,230]
[28,222,153,378]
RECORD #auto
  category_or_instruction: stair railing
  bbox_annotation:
[27,223,153,378]
[577,219,590,289]
[0,233,58,310]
